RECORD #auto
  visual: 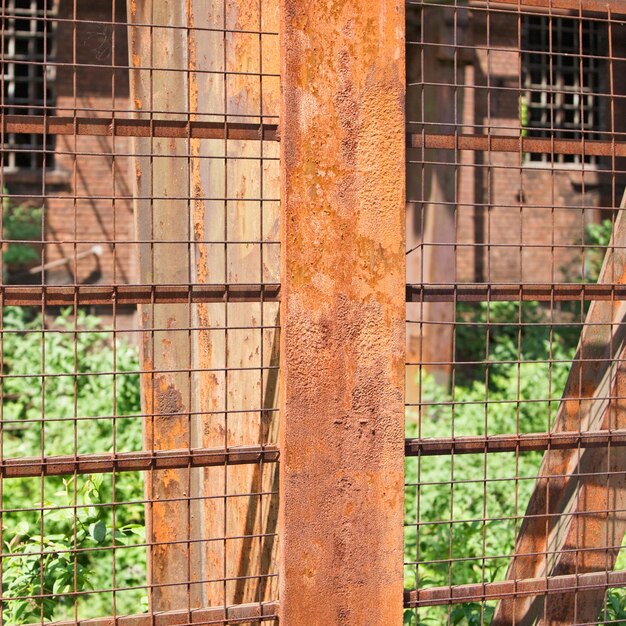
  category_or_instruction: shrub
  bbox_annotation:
[1,308,146,623]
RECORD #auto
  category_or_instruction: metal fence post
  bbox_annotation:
[127,1,193,611]
[128,0,280,611]
[279,1,406,623]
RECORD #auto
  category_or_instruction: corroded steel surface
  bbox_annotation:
[409,132,626,157]
[187,0,280,607]
[465,0,626,14]
[128,0,280,611]
[2,115,278,140]
[406,428,626,456]
[10,112,626,159]
[0,445,279,478]
[407,283,626,302]
[128,0,194,611]
[280,0,406,623]
[494,192,626,625]
[28,601,280,626]
[405,568,626,608]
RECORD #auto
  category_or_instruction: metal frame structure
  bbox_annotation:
[0,0,625,624]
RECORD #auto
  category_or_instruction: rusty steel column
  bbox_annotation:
[127,0,193,611]
[280,1,406,624]
[128,0,280,611]
[187,0,280,607]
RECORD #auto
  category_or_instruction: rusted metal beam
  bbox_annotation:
[25,601,279,626]
[406,428,626,456]
[0,284,280,306]
[467,0,624,17]
[1,114,278,140]
[409,132,626,157]
[404,568,626,608]
[0,445,279,479]
[127,0,195,611]
[280,0,406,623]
[407,283,626,302]
[9,112,626,160]
[464,0,626,15]
[417,0,626,17]
[493,192,626,625]
[14,428,626,475]
[7,281,626,308]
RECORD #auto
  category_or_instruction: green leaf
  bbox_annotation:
[89,520,107,544]
[52,574,70,595]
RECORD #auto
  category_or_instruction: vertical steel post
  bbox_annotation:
[405,6,470,403]
[128,0,280,611]
[280,1,406,623]
[127,0,192,611]
[494,192,626,625]
[187,0,280,607]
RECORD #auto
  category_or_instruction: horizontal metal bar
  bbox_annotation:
[468,0,626,15]
[0,284,280,306]
[2,115,279,141]
[406,429,626,456]
[2,283,623,306]
[407,283,626,302]
[465,0,626,17]
[5,117,625,160]
[0,445,279,478]
[409,132,626,158]
[3,283,625,306]
[404,569,626,608]
[25,601,279,626]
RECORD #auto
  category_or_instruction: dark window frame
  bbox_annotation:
[521,14,606,165]
[1,0,58,171]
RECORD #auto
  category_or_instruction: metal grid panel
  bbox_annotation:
[0,0,279,624]
[405,1,626,624]
[4,0,626,623]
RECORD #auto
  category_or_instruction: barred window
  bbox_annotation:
[522,14,605,164]
[2,0,57,170]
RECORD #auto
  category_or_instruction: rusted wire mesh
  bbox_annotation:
[405,1,626,624]
[0,1,279,624]
[6,0,626,624]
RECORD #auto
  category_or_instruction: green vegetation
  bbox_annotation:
[2,190,42,280]
[1,308,146,623]
[0,191,146,623]
[405,300,574,624]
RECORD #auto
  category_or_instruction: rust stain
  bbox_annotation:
[280,0,405,624]
[155,376,184,415]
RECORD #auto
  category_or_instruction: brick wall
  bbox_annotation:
[456,8,626,285]
[5,0,135,286]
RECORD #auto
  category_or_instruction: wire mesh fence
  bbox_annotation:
[405,1,626,624]
[0,0,279,624]
[3,0,626,624]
